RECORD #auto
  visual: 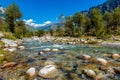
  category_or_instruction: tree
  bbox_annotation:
[14,20,26,38]
[104,11,113,34]
[73,12,87,36]
[65,16,74,37]
[89,8,105,38]
[55,26,64,37]
[112,7,120,34]
[37,30,45,37]
[5,3,22,33]
[49,29,54,36]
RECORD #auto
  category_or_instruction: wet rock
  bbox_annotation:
[1,62,17,69]
[18,46,25,50]
[26,67,36,78]
[83,69,96,78]
[107,67,115,74]
[51,49,59,52]
[81,54,92,60]
[38,51,44,55]
[112,53,120,59]
[94,73,104,80]
[44,60,55,66]
[8,48,16,52]
[97,58,107,65]
[43,48,51,52]
[39,65,58,78]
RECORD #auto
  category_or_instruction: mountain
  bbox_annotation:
[26,25,38,32]
[90,0,120,13]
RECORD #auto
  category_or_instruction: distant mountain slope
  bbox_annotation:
[90,0,120,13]
[26,25,38,32]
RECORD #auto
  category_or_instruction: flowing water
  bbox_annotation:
[1,39,120,80]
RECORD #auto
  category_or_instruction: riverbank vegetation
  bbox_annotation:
[51,7,120,39]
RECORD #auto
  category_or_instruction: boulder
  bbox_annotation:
[97,58,107,65]
[43,48,51,52]
[38,51,44,55]
[8,48,16,52]
[18,46,25,50]
[112,53,120,59]
[81,54,92,60]
[1,39,18,48]
[26,67,36,78]
[83,69,96,78]
[51,49,59,52]
[2,62,17,68]
[39,65,58,78]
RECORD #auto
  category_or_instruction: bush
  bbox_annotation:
[3,32,16,40]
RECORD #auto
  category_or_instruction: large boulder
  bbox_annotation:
[39,65,58,78]
[26,67,36,78]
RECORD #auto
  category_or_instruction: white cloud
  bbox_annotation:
[23,19,52,28]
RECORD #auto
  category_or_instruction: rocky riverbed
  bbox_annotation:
[0,35,120,80]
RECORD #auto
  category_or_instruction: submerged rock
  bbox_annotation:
[2,62,17,69]
[26,67,36,78]
[39,65,58,78]
[97,58,107,65]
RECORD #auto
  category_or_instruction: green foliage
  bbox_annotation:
[50,29,54,36]
[3,32,16,40]
[65,16,74,37]
[55,26,64,37]
[37,30,45,37]
[5,3,22,33]
[14,20,27,39]
[89,8,105,38]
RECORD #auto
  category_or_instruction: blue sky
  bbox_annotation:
[0,0,106,28]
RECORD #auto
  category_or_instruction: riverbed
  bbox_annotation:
[0,39,120,80]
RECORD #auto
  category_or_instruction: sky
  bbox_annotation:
[0,0,106,28]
